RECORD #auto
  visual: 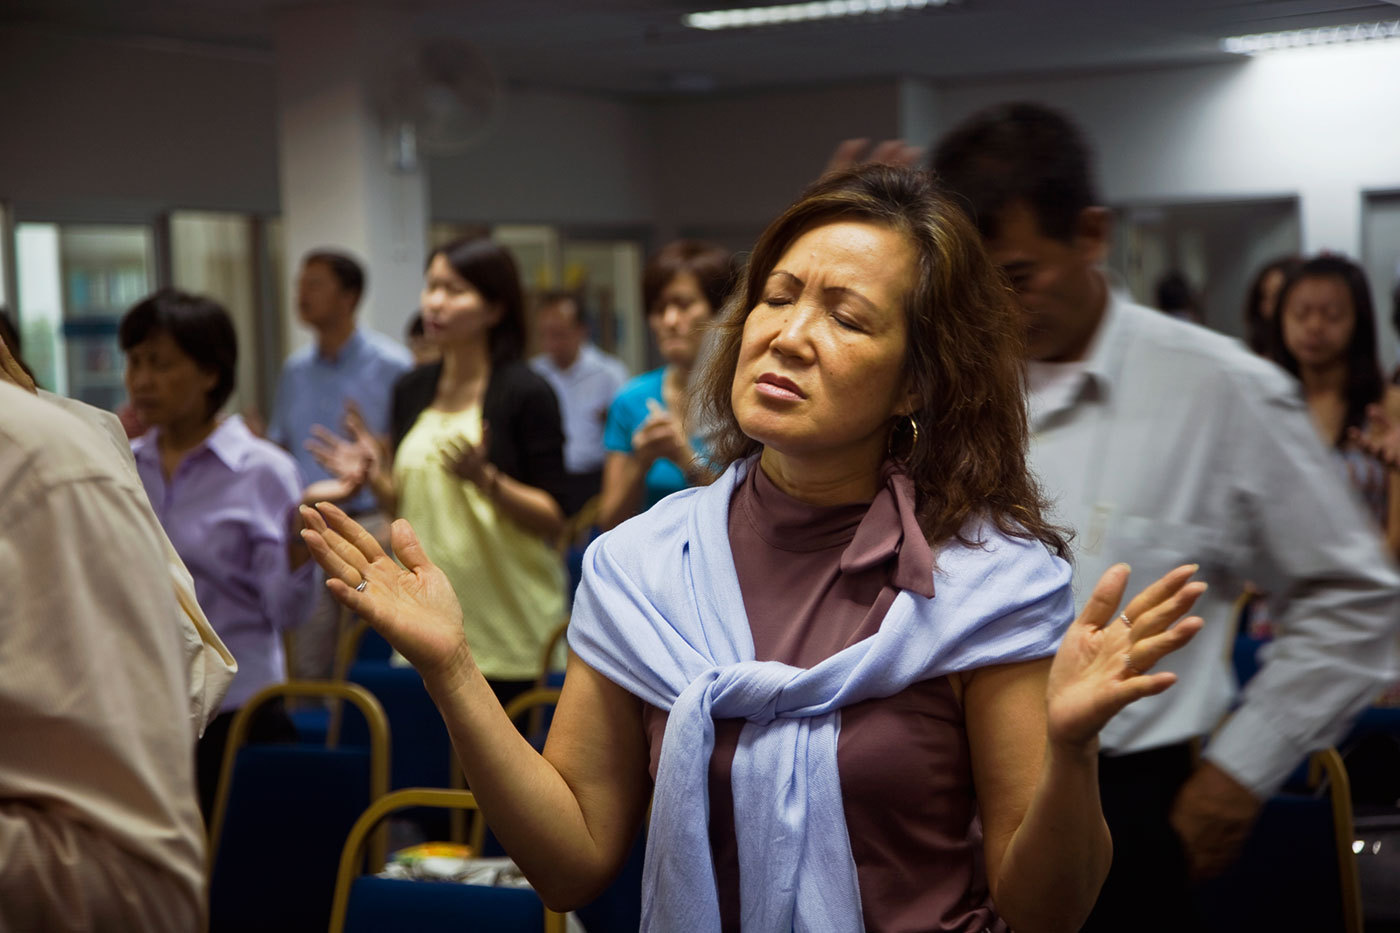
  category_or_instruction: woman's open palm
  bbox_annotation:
[299,502,471,681]
[1046,563,1206,748]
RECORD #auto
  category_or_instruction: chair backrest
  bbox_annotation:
[343,661,455,790]
[207,681,390,933]
[1195,748,1363,933]
[330,788,567,933]
[504,687,563,752]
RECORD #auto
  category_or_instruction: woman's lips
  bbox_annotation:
[756,373,806,400]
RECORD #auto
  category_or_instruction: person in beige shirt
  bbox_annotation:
[0,334,236,739]
[0,379,209,930]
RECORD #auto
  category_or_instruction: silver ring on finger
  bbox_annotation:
[1123,652,1141,675]
[355,578,368,593]
[1118,612,1133,630]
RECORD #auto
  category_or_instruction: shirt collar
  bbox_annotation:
[1077,283,1134,399]
[131,415,253,473]
[317,328,366,366]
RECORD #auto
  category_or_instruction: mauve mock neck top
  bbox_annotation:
[641,461,1003,933]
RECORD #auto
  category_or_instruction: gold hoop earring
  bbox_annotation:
[888,413,920,462]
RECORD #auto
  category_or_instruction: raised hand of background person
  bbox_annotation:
[824,138,926,177]
[306,423,371,490]
[1349,402,1400,471]
[440,422,498,492]
[1044,563,1205,750]
[631,398,692,469]
[300,502,471,691]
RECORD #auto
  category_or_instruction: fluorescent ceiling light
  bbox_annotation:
[1221,20,1400,55]
[684,0,948,31]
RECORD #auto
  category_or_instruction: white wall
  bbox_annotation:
[6,26,1400,361]
[0,28,280,220]
[428,89,657,227]
[932,41,1400,258]
[649,81,903,247]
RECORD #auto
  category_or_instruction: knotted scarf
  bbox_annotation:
[568,457,1072,932]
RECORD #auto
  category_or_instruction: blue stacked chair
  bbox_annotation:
[207,681,390,933]
[1195,748,1362,933]
[330,788,567,933]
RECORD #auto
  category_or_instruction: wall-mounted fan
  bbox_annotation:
[372,37,505,172]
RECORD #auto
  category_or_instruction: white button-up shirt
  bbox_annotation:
[531,343,629,475]
[1028,290,1400,797]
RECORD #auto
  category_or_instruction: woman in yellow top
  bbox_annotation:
[321,237,567,706]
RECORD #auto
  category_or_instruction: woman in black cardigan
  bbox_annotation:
[320,236,568,706]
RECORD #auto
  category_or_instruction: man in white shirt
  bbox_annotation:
[529,290,629,515]
[931,102,1400,930]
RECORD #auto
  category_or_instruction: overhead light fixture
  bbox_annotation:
[1221,19,1400,55]
[684,0,951,31]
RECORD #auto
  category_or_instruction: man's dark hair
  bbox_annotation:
[302,249,366,302]
[930,101,1099,243]
[535,289,591,330]
[118,288,238,419]
[1155,271,1196,314]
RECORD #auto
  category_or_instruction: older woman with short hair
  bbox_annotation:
[120,288,315,817]
[300,166,1202,933]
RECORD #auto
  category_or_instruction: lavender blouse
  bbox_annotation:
[132,416,315,712]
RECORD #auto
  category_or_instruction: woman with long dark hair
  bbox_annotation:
[1272,255,1400,558]
[300,166,1202,932]
[318,237,569,707]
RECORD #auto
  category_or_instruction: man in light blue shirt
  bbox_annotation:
[266,249,412,679]
[529,290,628,515]
[933,102,1400,931]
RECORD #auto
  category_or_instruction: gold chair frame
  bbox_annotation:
[207,679,392,875]
[328,788,568,933]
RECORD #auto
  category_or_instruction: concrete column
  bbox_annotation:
[273,3,428,353]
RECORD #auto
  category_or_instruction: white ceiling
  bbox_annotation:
[3,0,1396,96]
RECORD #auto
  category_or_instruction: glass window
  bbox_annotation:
[1363,191,1400,376]
[14,223,65,394]
[170,211,259,416]
[15,222,156,408]
[560,239,645,373]
[1111,198,1301,339]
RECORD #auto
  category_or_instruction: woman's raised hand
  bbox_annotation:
[440,423,494,488]
[306,424,372,486]
[632,400,690,467]
[300,502,472,687]
[1349,403,1400,472]
[1045,564,1205,749]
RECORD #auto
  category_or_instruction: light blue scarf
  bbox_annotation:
[568,457,1072,932]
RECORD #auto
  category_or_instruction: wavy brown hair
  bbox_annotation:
[692,164,1069,559]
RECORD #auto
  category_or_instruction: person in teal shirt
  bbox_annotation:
[598,241,733,528]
